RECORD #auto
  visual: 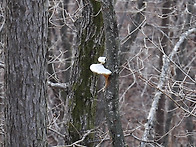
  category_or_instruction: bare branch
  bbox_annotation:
[48,81,69,90]
[53,130,93,147]
[0,62,4,69]
[141,27,196,147]
[139,75,196,118]
[48,127,65,138]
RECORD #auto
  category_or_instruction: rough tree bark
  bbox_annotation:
[101,0,126,146]
[4,0,48,146]
[0,2,5,146]
[66,0,105,146]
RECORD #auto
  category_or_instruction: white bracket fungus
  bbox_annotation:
[90,57,112,88]
[98,57,106,64]
[90,64,111,75]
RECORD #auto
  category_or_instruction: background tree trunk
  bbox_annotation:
[155,0,171,143]
[66,0,105,146]
[60,0,71,84]
[141,27,196,147]
[120,0,145,65]
[163,0,195,146]
[4,0,48,146]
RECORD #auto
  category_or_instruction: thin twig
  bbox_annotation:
[48,127,65,138]
[53,129,93,147]
[138,75,196,118]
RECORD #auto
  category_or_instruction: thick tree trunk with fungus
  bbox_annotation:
[101,0,126,146]
[66,0,105,146]
[4,0,48,146]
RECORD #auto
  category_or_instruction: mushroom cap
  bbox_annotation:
[98,57,106,64]
[90,64,112,75]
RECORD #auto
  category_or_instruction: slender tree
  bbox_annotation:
[155,0,171,143]
[4,0,48,146]
[101,0,126,146]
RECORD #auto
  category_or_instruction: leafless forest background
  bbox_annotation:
[0,0,196,147]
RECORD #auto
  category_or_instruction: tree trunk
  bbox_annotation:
[60,0,71,83]
[0,2,5,146]
[4,0,48,146]
[120,0,145,65]
[101,0,126,146]
[66,0,104,146]
[163,0,195,146]
[155,0,171,143]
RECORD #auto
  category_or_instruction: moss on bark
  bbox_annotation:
[67,1,104,146]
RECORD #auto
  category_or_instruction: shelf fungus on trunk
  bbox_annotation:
[98,56,106,64]
[90,57,112,89]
